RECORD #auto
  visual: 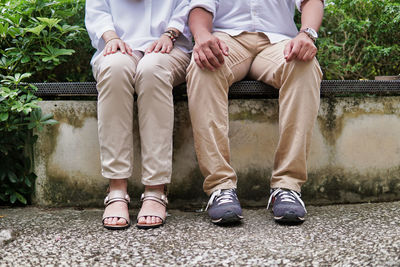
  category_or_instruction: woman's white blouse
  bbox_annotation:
[85,0,192,64]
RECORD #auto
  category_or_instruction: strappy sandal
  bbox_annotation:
[136,190,168,229]
[102,190,131,230]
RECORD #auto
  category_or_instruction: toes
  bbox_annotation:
[146,216,152,225]
[111,217,118,225]
[117,218,127,225]
[138,216,146,224]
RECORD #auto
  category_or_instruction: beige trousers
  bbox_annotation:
[186,32,323,195]
[92,48,190,185]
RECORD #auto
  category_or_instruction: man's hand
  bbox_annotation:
[284,33,317,62]
[145,35,174,54]
[193,31,229,71]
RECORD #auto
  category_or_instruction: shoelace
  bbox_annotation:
[267,188,307,213]
[205,189,236,211]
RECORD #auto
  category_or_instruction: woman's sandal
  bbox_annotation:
[136,190,168,229]
[102,190,131,230]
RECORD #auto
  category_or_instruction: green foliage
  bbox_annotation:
[0,73,58,205]
[0,0,94,82]
[318,0,400,80]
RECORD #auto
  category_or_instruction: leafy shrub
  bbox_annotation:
[0,0,94,82]
[318,0,400,79]
[0,73,57,205]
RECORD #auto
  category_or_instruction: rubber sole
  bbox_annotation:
[103,223,131,230]
[274,212,305,224]
[136,222,165,230]
[211,211,243,225]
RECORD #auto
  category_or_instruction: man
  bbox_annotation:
[187,0,324,225]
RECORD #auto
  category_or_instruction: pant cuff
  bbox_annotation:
[204,181,237,196]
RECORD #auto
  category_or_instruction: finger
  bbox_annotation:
[218,39,229,56]
[287,42,300,62]
[147,42,157,54]
[154,41,163,53]
[161,43,168,53]
[210,42,225,65]
[126,44,133,56]
[284,41,293,60]
[119,41,126,54]
[166,45,172,54]
[297,46,307,61]
[204,47,221,69]
[111,42,118,53]
[104,44,112,56]
[198,50,215,71]
[193,51,205,70]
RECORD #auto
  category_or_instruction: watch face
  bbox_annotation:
[307,28,318,39]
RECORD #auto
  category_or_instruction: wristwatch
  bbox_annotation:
[298,28,318,42]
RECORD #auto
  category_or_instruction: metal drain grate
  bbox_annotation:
[33,80,400,98]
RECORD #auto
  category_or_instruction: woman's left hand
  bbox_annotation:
[145,35,173,54]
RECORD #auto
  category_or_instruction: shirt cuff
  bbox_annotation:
[296,0,325,12]
[189,1,216,17]
[95,25,116,40]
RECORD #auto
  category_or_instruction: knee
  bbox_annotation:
[136,53,172,84]
[283,58,322,83]
[98,53,136,82]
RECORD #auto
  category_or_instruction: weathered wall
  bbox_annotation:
[34,97,400,208]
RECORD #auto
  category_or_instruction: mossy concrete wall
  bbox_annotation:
[34,97,400,208]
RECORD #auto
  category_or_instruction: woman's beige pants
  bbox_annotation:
[186,32,323,195]
[92,48,190,185]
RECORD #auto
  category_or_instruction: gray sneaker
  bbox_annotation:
[206,189,243,225]
[267,188,307,223]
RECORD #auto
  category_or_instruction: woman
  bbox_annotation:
[85,0,192,229]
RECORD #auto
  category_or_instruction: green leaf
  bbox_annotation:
[25,177,32,188]
[8,171,17,183]
[37,17,61,28]
[40,113,53,121]
[41,119,58,125]
[0,113,8,121]
[15,192,27,205]
[10,193,17,204]
[25,24,46,36]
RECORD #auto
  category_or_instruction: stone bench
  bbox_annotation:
[33,80,400,208]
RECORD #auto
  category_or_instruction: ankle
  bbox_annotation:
[144,184,165,193]
[109,179,128,192]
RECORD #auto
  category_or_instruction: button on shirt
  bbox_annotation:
[190,0,315,44]
[85,0,192,65]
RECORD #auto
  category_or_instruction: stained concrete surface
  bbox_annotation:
[0,201,399,266]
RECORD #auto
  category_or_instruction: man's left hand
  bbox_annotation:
[284,33,317,62]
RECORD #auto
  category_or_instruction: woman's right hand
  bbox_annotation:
[103,38,133,56]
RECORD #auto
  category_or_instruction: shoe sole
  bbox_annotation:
[212,211,243,225]
[274,213,305,224]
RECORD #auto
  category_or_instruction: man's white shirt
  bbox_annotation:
[85,0,192,65]
[189,0,320,44]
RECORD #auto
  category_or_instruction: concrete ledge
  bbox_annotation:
[34,96,400,208]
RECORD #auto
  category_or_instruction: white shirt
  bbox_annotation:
[189,0,319,44]
[85,0,192,65]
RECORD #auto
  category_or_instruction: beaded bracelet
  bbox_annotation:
[163,30,179,43]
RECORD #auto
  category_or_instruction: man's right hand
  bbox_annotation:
[193,31,229,71]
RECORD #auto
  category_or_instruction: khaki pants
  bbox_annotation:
[92,48,190,185]
[186,32,323,195]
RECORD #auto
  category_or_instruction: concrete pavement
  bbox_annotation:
[1,201,399,266]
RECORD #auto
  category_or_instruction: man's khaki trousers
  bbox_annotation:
[186,32,323,195]
[92,48,190,185]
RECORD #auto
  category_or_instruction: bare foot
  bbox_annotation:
[137,185,166,226]
[103,179,130,227]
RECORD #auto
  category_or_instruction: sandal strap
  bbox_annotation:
[104,190,130,206]
[140,191,168,207]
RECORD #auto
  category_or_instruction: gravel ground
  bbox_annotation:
[0,201,399,266]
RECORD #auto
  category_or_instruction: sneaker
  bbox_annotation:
[206,189,243,225]
[267,188,307,223]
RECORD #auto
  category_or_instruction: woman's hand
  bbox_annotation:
[145,35,174,54]
[103,38,133,56]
